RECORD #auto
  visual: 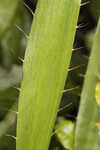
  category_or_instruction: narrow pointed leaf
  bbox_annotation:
[75,19,100,150]
[16,1,80,150]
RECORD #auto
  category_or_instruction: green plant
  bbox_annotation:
[16,0,80,150]
[75,18,100,150]
[1,0,100,150]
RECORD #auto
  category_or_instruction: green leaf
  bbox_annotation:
[55,118,75,150]
[16,1,80,150]
[75,18,100,150]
